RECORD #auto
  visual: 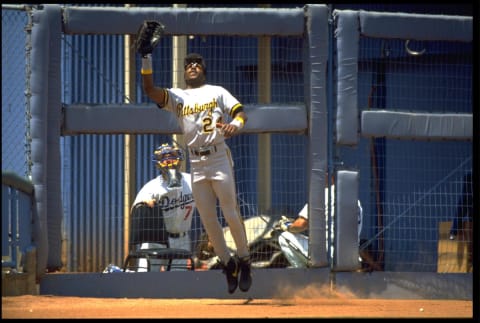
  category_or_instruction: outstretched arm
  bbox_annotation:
[141,60,167,106]
[277,215,308,233]
[287,216,309,233]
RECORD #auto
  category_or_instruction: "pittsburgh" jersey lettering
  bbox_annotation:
[177,98,218,117]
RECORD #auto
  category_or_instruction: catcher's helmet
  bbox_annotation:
[184,53,206,75]
[152,143,184,170]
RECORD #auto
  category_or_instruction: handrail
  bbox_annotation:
[2,171,34,195]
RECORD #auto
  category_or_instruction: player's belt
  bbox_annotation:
[169,232,186,238]
[190,144,218,156]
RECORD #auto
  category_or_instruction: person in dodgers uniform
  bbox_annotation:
[129,143,195,271]
[140,52,251,293]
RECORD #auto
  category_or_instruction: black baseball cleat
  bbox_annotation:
[238,256,252,292]
[221,257,239,294]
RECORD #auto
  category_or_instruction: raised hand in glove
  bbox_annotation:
[135,20,165,57]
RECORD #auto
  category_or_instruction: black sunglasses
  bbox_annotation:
[184,58,203,69]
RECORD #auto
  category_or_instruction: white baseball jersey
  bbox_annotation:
[297,186,363,240]
[132,172,195,271]
[133,172,195,234]
[157,83,250,263]
[279,186,363,268]
[161,84,243,149]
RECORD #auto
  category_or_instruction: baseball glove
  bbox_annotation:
[135,20,165,57]
[274,215,294,232]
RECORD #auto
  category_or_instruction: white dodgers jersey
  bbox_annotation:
[133,173,195,234]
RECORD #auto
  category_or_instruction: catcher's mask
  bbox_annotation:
[184,53,206,75]
[153,143,184,188]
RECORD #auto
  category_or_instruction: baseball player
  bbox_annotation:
[277,179,363,268]
[137,26,251,293]
[129,143,195,271]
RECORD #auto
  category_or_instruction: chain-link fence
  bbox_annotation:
[2,4,473,278]
[2,6,31,178]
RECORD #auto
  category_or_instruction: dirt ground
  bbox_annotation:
[2,295,473,319]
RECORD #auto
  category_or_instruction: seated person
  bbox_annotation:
[276,177,365,269]
[128,143,195,271]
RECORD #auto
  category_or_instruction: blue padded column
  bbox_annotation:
[334,170,361,271]
[305,4,329,267]
[30,5,50,280]
[30,4,63,278]
[44,4,63,271]
[334,10,360,146]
